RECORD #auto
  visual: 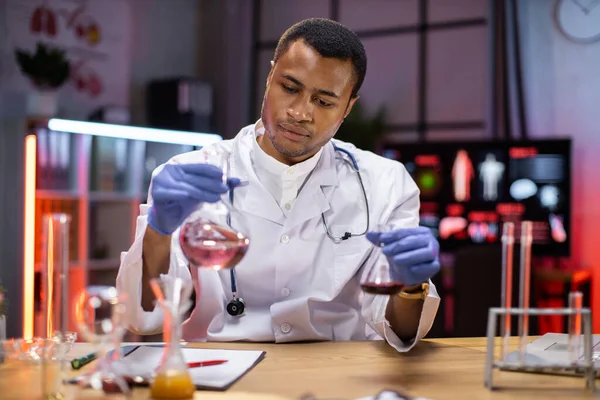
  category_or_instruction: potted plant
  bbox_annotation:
[334,100,387,153]
[14,42,70,117]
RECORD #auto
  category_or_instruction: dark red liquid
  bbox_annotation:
[179,220,249,270]
[360,282,405,295]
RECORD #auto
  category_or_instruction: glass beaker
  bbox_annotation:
[149,276,195,399]
[179,149,251,271]
[41,338,64,400]
[74,285,129,396]
[360,223,405,295]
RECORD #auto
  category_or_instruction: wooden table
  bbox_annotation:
[0,337,597,400]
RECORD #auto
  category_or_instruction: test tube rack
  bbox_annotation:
[483,221,597,392]
[484,306,596,391]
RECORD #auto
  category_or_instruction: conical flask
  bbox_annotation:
[360,224,405,295]
[149,276,195,399]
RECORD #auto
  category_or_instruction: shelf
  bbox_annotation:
[88,258,121,271]
[13,121,219,340]
[36,189,82,200]
[35,197,81,264]
[34,261,81,272]
[89,201,135,261]
[89,191,139,202]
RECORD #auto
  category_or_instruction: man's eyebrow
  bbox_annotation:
[282,74,340,99]
[282,74,304,87]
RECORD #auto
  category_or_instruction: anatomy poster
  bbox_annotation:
[451,150,474,202]
[477,151,505,201]
[0,0,131,115]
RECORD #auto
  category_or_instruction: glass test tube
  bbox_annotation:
[500,222,514,359]
[518,221,532,363]
[568,291,583,364]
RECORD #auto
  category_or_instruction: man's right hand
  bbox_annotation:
[147,163,231,235]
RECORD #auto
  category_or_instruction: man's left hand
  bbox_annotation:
[366,226,440,287]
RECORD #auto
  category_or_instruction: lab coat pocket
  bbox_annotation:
[332,243,365,294]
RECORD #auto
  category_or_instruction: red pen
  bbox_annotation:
[187,359,228,368]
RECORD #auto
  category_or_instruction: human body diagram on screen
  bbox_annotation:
[452,150,474,202]
[479,153,505,201]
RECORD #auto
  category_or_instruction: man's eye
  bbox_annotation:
[282,84,296,93]
[317,99,332,107]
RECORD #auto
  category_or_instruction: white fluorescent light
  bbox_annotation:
[47,118,222,146]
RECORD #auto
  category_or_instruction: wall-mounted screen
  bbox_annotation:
[380,139,572,256]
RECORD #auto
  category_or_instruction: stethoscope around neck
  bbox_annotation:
[225,143,370,316]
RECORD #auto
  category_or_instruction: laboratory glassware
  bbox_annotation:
[179,149,251,271]
[360,223,405,295]
[149,276,196,399]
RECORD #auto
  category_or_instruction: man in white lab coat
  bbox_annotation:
[117,18,441,352]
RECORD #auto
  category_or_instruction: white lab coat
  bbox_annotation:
[116,123,440,352]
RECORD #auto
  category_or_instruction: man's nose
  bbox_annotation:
[287,96,313,122]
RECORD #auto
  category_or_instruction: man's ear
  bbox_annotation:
[343,95,360,119]
[266,60,275,87]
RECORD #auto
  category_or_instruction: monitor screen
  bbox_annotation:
[380,139,572,256]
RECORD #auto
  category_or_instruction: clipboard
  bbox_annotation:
[69,344,266,391]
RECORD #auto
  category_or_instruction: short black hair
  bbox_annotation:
[273,18,367,99]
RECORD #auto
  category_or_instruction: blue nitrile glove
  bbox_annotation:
[366,226,440,287]
[147,163,241,235]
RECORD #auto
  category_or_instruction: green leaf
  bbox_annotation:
[14,42,71,89]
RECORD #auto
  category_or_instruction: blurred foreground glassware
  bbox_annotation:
[178,149,251,271]
[0,314,5,364]
[39,214,73,340]
[518,221,533,363]
[39,213,77,399]
[0,337,65,399]
[149,276,195,399]
[500,222,515,360]
[568,291,583,364]
[360,223,404,295]
[41,338,64,400]
[74,285,130,397]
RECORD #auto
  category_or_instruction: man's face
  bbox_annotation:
[259,39,358,165]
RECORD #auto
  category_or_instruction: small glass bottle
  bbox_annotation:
[149,276,195,399]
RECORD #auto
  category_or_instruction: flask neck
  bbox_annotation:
[163,304,183,346]
[157,304,188,372]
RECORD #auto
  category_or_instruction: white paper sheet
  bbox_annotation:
[122,345,266,390]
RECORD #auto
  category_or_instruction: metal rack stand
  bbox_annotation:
[483,221,597,392]
[484,306,596,391]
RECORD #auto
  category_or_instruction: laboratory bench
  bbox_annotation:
[0,337,596,400]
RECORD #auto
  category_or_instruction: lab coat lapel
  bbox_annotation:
[229,129,285,225]
[237,182,285,225]
[285,143,338,230]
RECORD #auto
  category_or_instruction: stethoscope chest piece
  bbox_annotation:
[227,297,246,316]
